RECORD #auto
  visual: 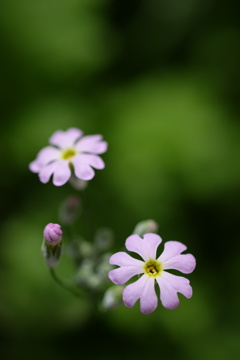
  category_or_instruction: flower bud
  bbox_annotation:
[81,241,94,256]
[102,285,124,310]
[69,175,88,190]
[74,259,100,289]
[42,223,63,268]
[96,253,112,280]
[133,220,158,237]
[94,228,114,251]
[43,223,62,245]
[59,196,81,225]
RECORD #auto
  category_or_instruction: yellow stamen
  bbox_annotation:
[144,259,162,278]
[61,149,77,160]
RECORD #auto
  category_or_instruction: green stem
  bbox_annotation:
[49,268,84,300]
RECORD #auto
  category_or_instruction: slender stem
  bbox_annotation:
[49,268,84,300]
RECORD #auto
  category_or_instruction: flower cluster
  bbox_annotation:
[30,127,196,315]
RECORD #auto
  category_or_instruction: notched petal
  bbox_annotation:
[140,277,158,314]
[122,275,149,308]
[158,241,187,263]
[157,271,193,310]
[108,266,142,285]
[125,233,162,261]
[109,252,144,267]
[163,253,196,274]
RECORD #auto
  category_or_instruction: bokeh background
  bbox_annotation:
[0,0,240,359]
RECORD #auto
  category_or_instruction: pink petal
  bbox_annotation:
[79,154,105,169]
[71,155,95,181]
[29,146,60,173]
[29,160,42,173]
[75,135,108,154]
[156,271,193,310]
[158,241,187,262]
[122,274,148,308]
[140,277,158,314]
[49,128,83,149]
[163,254,196,274]
[109,252,144,267]
[39,162,59,184]
[125,233,162,261]
[143,233,162,257]
[108,266,143,285]
[52,160,72,186]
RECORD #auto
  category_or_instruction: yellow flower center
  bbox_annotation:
[61,148,77,160]
[144,259,162,278]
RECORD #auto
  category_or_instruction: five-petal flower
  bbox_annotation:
[29,128,108,186]
[108,233,196,314]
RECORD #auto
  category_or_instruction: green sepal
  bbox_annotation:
[41,240,63,268]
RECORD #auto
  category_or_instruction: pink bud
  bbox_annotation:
[43,223,62,245]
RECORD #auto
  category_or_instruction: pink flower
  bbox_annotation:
[29,128,108,186]
[43,223,62,245]
[108,233,196,314]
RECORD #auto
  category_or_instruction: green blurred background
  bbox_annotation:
[0,0,240,359]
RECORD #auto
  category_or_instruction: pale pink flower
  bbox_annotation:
[43,223,62,245]
[29,128,108,186]
[109,233,196,314]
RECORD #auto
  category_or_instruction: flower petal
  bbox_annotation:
[71,154,95,181]
[163,254,196,274]
[52,160,72,186]
[75,135,108,154]
[125,233,162,261]
[143,233,162,258]
[109,252,144,267]
[156,271,193,310]
[140,277,158,314]
[108,266,143,285]
[49,128,83,149]
[158,241,187,262]
[39,162,59,184]
[29,146,60,173]
[79,154,105,169]
[123,274,159,314]
[122,274,149,308]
